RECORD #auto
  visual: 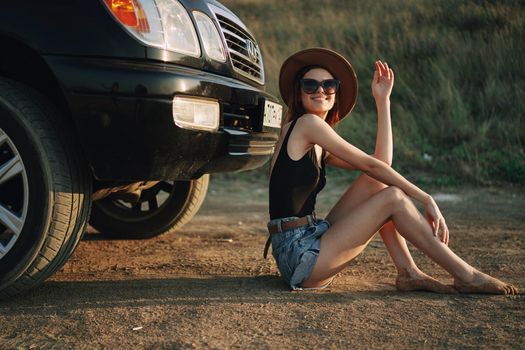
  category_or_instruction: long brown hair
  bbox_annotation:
[284,65,341,127]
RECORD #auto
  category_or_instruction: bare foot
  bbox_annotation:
[395,268,457,294]
[454,270,519,295]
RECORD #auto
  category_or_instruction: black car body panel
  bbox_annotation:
[0,0,280,181]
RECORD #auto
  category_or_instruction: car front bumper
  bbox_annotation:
[45,56,281,181]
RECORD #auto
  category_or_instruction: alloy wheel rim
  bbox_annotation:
[0,127,29,259]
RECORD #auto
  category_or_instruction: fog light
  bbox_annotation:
[172,96,220,131]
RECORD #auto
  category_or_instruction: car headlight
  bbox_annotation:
[193,11,226,62]
[103,0,200,57]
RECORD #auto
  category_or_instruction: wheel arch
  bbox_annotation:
[0,34,93,180]
[0,35,69,114]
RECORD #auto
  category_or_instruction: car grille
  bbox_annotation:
[214,13,265,85]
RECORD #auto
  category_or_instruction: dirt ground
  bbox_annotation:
[0,176,524,349]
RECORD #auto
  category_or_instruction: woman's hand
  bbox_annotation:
[371,60,394,102]
[424,197,449,245]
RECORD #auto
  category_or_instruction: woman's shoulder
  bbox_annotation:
[295,114,331,132]
[298,113,320,121]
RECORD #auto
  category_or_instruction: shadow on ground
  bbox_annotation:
[2,274,515,316]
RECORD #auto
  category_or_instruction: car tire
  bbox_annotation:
[89,175,209,239]
[0,78,92,298]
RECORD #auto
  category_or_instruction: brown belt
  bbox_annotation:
[264,213,317,259]
[267,214,317,234]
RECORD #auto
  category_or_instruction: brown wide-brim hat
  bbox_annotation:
[279,47,358,119]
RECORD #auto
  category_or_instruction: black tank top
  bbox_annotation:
[269,118,326,220]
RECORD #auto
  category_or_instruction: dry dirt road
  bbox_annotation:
[1,176,524,349]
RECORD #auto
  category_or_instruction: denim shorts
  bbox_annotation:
[269,217,331,290]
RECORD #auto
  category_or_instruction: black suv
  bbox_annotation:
[0,0,282,297]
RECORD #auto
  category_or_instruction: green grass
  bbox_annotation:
[221,0,525,184]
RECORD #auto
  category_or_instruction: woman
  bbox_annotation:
[267,48,517,294]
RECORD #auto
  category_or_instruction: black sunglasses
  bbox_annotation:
[299,78,341,95]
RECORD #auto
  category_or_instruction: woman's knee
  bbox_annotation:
[381,186,410,210]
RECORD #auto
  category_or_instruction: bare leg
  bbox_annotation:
[303,186,518,295]
[326,174,454,293]
[381,222,456,293]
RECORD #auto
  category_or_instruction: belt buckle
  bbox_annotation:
[267,221,281,234]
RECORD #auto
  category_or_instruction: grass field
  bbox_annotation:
[222,0,525,184]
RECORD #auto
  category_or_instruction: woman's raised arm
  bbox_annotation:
[372,60,394,165]
[325,60,394,170]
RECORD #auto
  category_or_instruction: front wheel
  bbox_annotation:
[89,175,209,239]
[0,78,92,298]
